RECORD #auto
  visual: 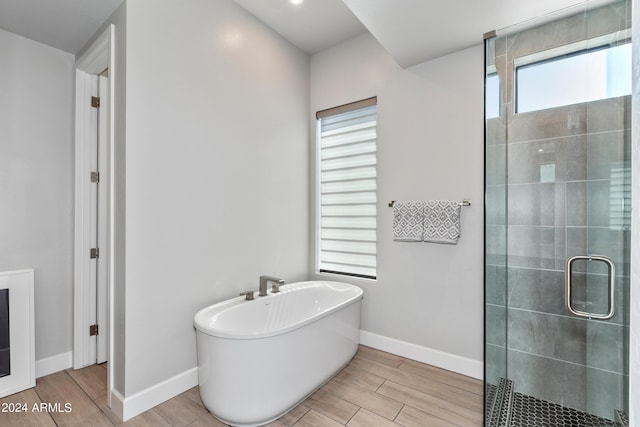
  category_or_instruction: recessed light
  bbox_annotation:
[290,0,303,5]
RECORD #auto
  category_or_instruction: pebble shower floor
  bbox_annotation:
[487,378,627,427]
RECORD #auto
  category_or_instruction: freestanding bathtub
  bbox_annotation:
[194,280,363,427]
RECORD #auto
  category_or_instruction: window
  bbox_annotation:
[485,72,500,119]
[609,162,631,230]
[515,33,631,113]
[316,97,377,279]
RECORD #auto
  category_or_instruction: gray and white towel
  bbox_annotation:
[392,201,425,241]
[423,200,461,244]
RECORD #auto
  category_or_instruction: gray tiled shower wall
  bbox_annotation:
[485,0,631,421]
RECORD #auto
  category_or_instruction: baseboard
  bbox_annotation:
[35,351,73,378]
[120,367,198,421]
[359,330,483,380]
[110,388,125,421]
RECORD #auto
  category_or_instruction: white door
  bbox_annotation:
[82,72,109,366]
[87,74,99,365]
[96,73,109,364]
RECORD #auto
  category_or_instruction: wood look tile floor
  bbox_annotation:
[0,346,483,426]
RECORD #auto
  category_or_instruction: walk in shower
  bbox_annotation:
[484,0,631,425]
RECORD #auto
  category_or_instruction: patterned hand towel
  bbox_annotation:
[393,201,425,241]
[423,200,462,244]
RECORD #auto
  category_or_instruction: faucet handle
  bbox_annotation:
[271,280,285,293]
[239,291,255,300]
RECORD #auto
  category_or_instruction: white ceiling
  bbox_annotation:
[343,0,611,67]
[0,0,613,64]
[0,0,123,54]
[232,0,367,55]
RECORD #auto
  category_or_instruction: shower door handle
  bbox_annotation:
[565,255,615,320]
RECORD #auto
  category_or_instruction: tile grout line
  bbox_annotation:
[66,369,116,426]
[66,370,115,426]
[322,376,404,425]
[344,406,361,426]
[395,368,483,396]
[362,355,483,400]
[375,378,387,393]
[380,377,483,417]
[288,404,311,426]
[154,404,184,427]
[393,403,406,424]
[315,386,358,426]
[31,380,60,427]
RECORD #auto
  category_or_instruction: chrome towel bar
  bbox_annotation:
[388,200,471,208]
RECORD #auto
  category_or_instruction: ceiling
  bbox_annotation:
[0,0,123,54]
[0,0,612,65]
[232,0,367,55]
[343,0,613,67]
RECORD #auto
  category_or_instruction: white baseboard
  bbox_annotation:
[110,388,125,421]
[35,352,197,422]
[120,367,198,421]
[359,330,483,380]
[35,351,73,378]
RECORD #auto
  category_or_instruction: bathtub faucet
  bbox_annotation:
[259,275,285,296]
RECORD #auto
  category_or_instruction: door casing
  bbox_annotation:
[74,24,115,406]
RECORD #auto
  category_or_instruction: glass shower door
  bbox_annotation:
[484,1,631,425]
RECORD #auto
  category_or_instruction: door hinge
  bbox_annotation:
[90,171,100,183]
[91,96,100,108]
[90,248,99,259]
[89,324,99,336]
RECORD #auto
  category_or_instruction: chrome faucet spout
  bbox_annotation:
[259,275,285,296]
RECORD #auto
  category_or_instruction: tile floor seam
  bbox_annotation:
[371,383,405,421]
[330,376,405,419]
[98,408,115,426]
[153,406,178,427]
[32,381,60,427]
[379,377,483,424]
[396,364,481,394]
[314,387,358,425]
[183,392,202,408]
[384,375,468,405]
[392,403,406,423]
[292,405,311,425]
[375,378,387,393]
[322,406,353,425]
[389,400,404,422]
[65,370,116,426]
[344,405,362,425]
[184,414,206,427]
[406,402,470,427]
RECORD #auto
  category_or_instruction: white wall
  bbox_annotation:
[0,29,75,361]
[123,0,310,397]
[310,33,484,371]
[111,2,127,398]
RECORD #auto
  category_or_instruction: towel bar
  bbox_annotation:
[388,200,471,207]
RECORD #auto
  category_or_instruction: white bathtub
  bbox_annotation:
[194,280,363,427]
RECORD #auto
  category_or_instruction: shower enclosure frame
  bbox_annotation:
[629,0,640,422]
[484,2,640,425]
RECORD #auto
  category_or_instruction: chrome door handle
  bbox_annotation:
[565,255,615,320]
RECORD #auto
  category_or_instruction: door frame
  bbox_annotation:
[73,24,115,404]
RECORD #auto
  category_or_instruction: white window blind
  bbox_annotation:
[609,162,631,230]
[317,98,377,279]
